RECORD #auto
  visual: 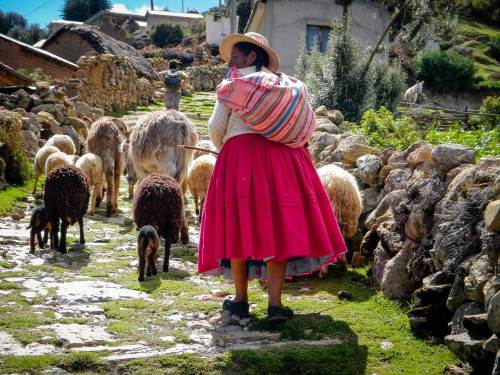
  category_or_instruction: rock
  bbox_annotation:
[65,117,88,139]
[9,206,25,220]
[432,144,475,174]
[31,104,57,114]
[336,143,380,166]
[483,334,499,353]
[360,188,382,214]
[46,323,115,348]
[445,164,473,190]
[463,313,491,338]
[376,219,404,255]
[407,144,433,167]
[379,162,409,184]
[37,111,62,138]
[380,148,397,164]
[351,251,367,267]
[315,105,328,116]
[372,243,391,284]
[90,107,105,121]
[488,292,500,334]
[315,122,341,135]
[317,143,341,165]
[381,248,414,299]
[365,189,405,229]
[55,281,148,304]
[443,364,471,375]
[360,229,379,256]
[61,125,83,154]
[475,156,500,183]
[384,168,412,193]
[308,132,336,163]
[327,110,344,125]
[464,254,494,303]
[74,101,92,118]
[484,200,500,232]
[450,302,484,335]
[422,271,455,286]
[445,331,496,373]
[408,304,454,338]
[16,96,33,111]
[21,129,40,157]
[447,273,468,311]
[356,155,383,187]
[484,276,500,310]
[411,284,452,308]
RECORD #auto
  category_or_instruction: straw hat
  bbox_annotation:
[220,32,280,72]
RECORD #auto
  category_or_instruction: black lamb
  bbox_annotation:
[137,225,160,281]
[133,174,185,272]
[27,206,50,254]
[44,164,90,253]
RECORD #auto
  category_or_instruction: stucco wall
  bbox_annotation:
[254,0,390,74]
[43,32,96,64]
[206,14,232,45]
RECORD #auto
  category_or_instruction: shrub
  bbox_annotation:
[151,23,183,48]
[414,51,476,90]
[477,96,500,129]
[372,61,406,113]
[0,112,33,185]
[488,36,500,61]
[349,107,420,150]
[425,123,500,159]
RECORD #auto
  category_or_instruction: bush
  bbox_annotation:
[348,107,420,150]
[0,112,33,185]
[151,23,183,48]
[372,61,406,113]
[425,123,500,159]
[478,96,500,129]
[414,51,476,90]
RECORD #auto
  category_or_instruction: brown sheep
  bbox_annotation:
[86,117,124,217]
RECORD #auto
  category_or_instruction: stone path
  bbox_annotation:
[0,103,343,371]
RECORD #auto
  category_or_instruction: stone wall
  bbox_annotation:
[309,106,499,374]
[185,65,226,92]
[66,54,155,112]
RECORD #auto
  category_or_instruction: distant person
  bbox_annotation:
[163,60,184,111]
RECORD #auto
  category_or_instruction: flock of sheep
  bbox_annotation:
[27,109,363,281]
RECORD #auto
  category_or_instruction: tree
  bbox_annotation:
[236,0,252,33]
[62,0,111,22]
[0,11,27,34]
[7,24,47,45]
[151,23,183,48]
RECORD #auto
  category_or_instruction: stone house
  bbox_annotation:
[145,10,204,28]
[48,20,84,34]
[85,10,147,42]
[206,14,233,45]
[39,25,158,80]
[0,33,78,80]
[245,0,390,74]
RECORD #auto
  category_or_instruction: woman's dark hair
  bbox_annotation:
[234,42,269,71]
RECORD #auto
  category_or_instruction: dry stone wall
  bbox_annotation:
[186,65,226,92]
[66,54,155,112]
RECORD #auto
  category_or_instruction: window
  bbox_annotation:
[306,25,331,53]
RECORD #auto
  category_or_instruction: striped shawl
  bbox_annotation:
[215,68,316,148]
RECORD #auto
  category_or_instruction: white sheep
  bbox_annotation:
[45,151,79,176]
[187,154,216,218]
[32,145,59,194]
[404,81,424,104]
[193,140,217,159]
[45,134,76,155]
[75,153,104,215]
[317,164,363,239]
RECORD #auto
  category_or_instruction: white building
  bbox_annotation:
[206,14,234,45]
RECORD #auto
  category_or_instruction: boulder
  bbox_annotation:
[90,107,105,121]
[488,292,500,334]
[356,155,383,187]
[411,284,452,308]
[463,313,491,338]
[377,219,404,255]
[365,189,406,229]
[484,200,500,232]
[475,156,500,184]
[445,331,496,374]
[327,110,344,125]
[381,248,414,299]
[372,243,391,284]
[432,144,476,174]
[75,101,92,118]
[384,168,412,193]
[449,302,484,335]
[407,144,433,167]
[464,254,494,303]
[308,132,336,164]
[360,188,382,214]
[337,143,380,166]
[315,105,328,116]
[447,273,468,311]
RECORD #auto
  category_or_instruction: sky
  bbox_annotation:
[0,0,222,27]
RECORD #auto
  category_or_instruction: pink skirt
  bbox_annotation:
[198,134,347,279]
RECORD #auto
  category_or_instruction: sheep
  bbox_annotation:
[45,151,79,176]
[86,117,124,217]
[129,110,198,194]
[137,225,160,281]
[193,140,217,159]
[45,134,76,155]
[404,81,424,104]
[317,164,363,239]
[133,174,187,272]
[75,153,104,215]
[120,139,137,199]
[44,164,90,253]
[27,206,50,254]
[32,145,59,194]
[187,154,216,219]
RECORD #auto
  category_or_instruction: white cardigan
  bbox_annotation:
[208,65,273,150]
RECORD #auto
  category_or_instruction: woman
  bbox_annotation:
[198,32,347,322]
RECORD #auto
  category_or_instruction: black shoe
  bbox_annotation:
[222,298,250,318]
[267,305,294,323]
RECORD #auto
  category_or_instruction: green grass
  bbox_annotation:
[0,177,34,215]
[456,19,500,85]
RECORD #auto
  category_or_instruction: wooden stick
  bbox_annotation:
[177,144,219,155]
